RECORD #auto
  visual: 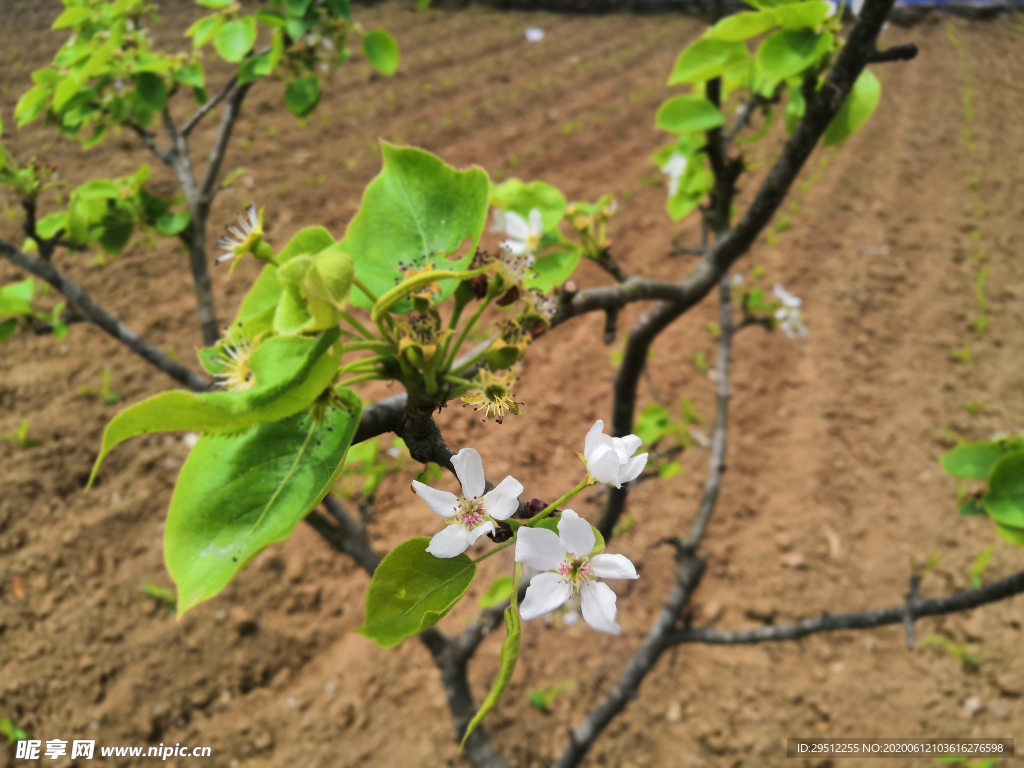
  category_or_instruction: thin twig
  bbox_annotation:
[672,568,1024,646]
[128,124,173,166]
[181,76,238,137]
[0,238,209,391]
[198,84,251,203]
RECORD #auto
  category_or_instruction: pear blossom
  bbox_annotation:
[582,420,648,489]
[661,153,688,198]
[493,208,544,257]
[215,203,261,265]
[525,27,545,42]
[412,448,523,558]
[213,333,256,391]
[772,283,808,339]
[516,511,638,634]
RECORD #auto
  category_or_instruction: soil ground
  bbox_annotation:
[1,3,1023,767]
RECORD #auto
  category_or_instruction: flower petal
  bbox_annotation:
[558,510,596,557]
[451,447,486,499]
[528,208,543,236]
[412,481,460,518]
[587,446,621,487]
[584,419,605,457]
[426,526,472,558]
[520,572,571,620]
[514,527,566,571]
[484,476,523,521]
[591,553,638,580]
[504,211,530,240]
[466,521,496,545]
[581,581,620,634]
[619,452,648,485]
[502,239,527,256]
[616,434,642,460]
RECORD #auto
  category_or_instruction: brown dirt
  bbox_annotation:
[1,4,1023,767]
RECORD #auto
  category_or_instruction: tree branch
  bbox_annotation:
[0,238,210,391]
[128,123,174,166]
[868,43,919,63]
[181,76,238,137]
[672,568,1024,646]
[198,83,251,203]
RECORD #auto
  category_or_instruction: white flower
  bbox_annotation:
[731,273,744,286]
[525,27,545,42]
[851,0,865,15]
[412,448,523,558]
[582,420,648,489]
[661,153,687,198]
[772,283,808,339]
[213,333,256,391]
[824,0,838,17]
[493,208,544,257]
[516,511,638,634]
[216,203,260,265]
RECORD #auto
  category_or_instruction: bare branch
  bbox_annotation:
[181,76,238,137]
[594,249,630,283]
[198,84,252,203]
[0,238,210,391]
[128,123,174,166]
[868,43,919,63]
[672,568,1024,646]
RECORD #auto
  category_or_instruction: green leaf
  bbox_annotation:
[941,440,1023,479]
[0,318,17,341]
[15,84,52,126]
[174,63,205,88]
[655,95,726,134]
[489,178,567,232]
[198,0,234,7]
[461,564,522,750]
[479,574,514,608]
[983,450,1024,529]
[995,523,1024,547]
[89,331,341,482]
[524,248,581,293]
[98,212,134,255]
[276,225,336,264]
[773,1,831,29]
[668,39,750,85]
[133,72,169,112]
[52,6,91,28]
[284,77,321,117]
[155,211,191,236]
[166,391,362,614]
[360,29,399,76]
[287,0,314,15]
[822,68,881,147]
[756,30,832,83]
[358,537,477,648]
[362,29,400,76]
[326,0,353,22]
[969,543,995,589]
[53,73,83,111]
[784,83,805,134]
[659,461,683,479]
[705,11,777,41]
[232,264,284,328]
[75,179,120,200]
[187,15,225,48]
[340,143,490,311]
[238,52,274,85]
[959,497,986,517]
[214,17,257,63]
[255,8,287,28]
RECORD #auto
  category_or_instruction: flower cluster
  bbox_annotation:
[410,421,647,633]
[772,284,808,339]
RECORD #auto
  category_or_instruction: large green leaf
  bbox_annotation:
[134,72,169,112]
[705,11,777,41]
[656,95,725,134]
[461,564,522,749]
[340,143,490,311]
[773,1,831,29]
[232,265,283,328]
[668,39,750,85]
[983,451,1024,529]
[214,17,257,63]
[756,30,832,83]
[166,391,363,614]
[489,178,567,232]
[940,440,1024,479]
[525,249,581,293]
[822,68,881,147]
[995,523,1024,547]
[362,29,400,76]
[90,331,341,482]
[359,537,477,648]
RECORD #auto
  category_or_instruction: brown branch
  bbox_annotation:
[0,237,210,391]
[672,568,1024,646]
[868,43,919,63]
[181,76,238,137]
